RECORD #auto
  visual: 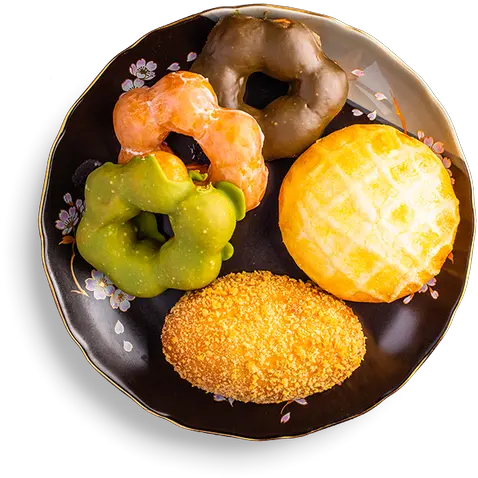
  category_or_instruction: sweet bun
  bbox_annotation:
[279,124,460,303]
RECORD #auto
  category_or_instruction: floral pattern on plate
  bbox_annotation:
[129,59,157,80]
[403,278,440,304]
[212,394,309,424]
[121,58,157,92]
[85,270,115,299]
[123,52,198,91]
[110,289,135,313]
[417,130,455,184]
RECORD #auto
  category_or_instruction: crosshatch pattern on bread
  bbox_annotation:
[279,124,460,303]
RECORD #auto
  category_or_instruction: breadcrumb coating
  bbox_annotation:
[162,271,366,404]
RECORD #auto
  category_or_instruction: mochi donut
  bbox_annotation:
[114,71,268,211]
[279,124,460,303]
[191,14,348,160]
[76,153,245,298]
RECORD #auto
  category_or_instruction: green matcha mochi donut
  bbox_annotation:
[76,152,245,297]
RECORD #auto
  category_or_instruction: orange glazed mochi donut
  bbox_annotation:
[113,71,268,211]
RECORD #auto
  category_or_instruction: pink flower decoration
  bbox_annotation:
[442,157,452,169]
[418,278,436,294]
[367,110,377,121]
[352,108,364,116]
[213,394,234,406]
[121,78,145,92]
[417,131,453,180]
[418,283,428,293]
[129,59,157,80]
[75,198,85,216]
[55,207,79,235]
[432,141,445,154]
[63,193,73,205]
[167,62,180,71]
[186,52,197,62]
[351,68,365,77]
[423,136,434,148]
[85,270,115,300]
[110,289,135,312]
[374,92,387,101]
[404,277,439,304]
[280,412,291,424]
[55,193,85,235]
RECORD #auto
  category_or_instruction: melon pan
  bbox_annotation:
[279,124,460,303]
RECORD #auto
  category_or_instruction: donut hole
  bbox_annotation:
[164,132,210,167]
[133,212,173,241]
[156,214,174,239]
[243,72,290,110]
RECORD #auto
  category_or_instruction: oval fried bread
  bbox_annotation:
[162,271,366,404]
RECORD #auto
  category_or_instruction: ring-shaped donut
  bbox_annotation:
[191,15,349,160]
[76,152,245,298]
[113,71,268,211]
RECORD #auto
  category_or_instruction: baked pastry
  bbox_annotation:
[279,124,460,303]
[162,271,366,404]
[191,14,348,160]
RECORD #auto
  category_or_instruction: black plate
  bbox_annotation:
[39,9,475,440]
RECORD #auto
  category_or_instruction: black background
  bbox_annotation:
[34,1,476,456]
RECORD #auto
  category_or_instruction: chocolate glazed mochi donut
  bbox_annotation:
[192,15,349,160]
